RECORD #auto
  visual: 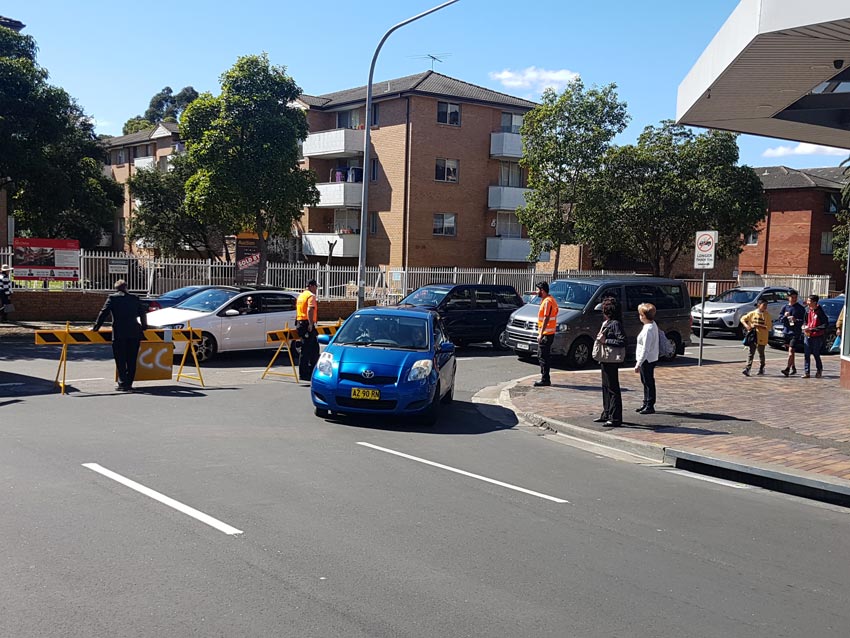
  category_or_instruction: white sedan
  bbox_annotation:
[145,288,299,362]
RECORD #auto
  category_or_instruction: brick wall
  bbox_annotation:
[10,290,111,321]
[318,298,375,322]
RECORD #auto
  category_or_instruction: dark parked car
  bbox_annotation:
[398,284,524,348]
[769,295,845,354]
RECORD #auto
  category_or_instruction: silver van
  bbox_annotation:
[502,277,693,368]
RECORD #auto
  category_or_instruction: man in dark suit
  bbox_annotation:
[93,279,148,392]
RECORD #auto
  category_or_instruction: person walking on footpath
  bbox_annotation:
[633,303,659,414]
[740,298,772,376]
[534,281,558,387]
[778,290,806,376]
[0,264,13,322]
[593,297,626,427]
[93,279,148,392]
[802,294,828,378]
[296,279,320,382]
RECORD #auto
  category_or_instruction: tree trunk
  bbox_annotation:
[552,244,561,280]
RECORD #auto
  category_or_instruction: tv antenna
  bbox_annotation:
[409,53,452,70]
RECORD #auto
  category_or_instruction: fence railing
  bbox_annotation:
[738,273,832,299]
[682,279,738,301]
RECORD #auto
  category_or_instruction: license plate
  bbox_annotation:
[351,388,380,400]
[517,342,530,350]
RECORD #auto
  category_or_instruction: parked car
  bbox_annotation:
[691,286,796,338]
[145,288,298,362]
[769,295,845,354]
[521,291,538,304]
[397,283,523,348]
[141,285,239,312]
[310,307,457,425]
[502,277,693,368]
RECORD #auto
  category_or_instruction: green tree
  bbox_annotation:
[123,85,199,134]
[181,53,318,282]
[122,117,151,135]
[832,161,850,276]
[579,121,766,277]
[516,79,629,277]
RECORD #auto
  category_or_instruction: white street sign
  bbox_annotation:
[694,231,717,270]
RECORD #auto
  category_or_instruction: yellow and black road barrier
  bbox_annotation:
[262,321,341,383]
[34,323,205,394]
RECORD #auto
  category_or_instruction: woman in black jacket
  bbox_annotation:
[594,297,627,427]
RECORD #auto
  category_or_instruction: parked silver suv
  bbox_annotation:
[691,286,795,338]
[502,277,693,368]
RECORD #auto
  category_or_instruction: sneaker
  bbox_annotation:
[781,368,789,377]
[815,371,823,378]
[533,380,551,387]
[635,405,647,413]
[742,368,750,377]
[802,373,810,379]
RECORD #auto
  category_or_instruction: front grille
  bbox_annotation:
[510,318,535,330]
[336,396,398,410]
[339,373,397,385]
[506,328,536,344]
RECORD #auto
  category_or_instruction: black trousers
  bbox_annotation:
[639,360,656,408]
[600,362,622,422]
[538,334,553,382]
[113,338,141,388]
[298,321,320,381]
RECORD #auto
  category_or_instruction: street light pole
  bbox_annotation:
[356,0,461,309]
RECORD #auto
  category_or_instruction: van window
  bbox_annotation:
[474,290,498,310]
[444,288,473,310]
[625,284,684,311]
[495,288,523,309]
[657,285,685,310]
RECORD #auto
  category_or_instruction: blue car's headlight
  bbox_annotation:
[408,359,433,381]
[316,352,334,376]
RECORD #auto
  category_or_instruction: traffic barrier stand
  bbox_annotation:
[262,320,341,383]
[34,322,205,394]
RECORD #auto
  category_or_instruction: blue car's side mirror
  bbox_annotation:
[439,342,455,354]
[317,334,331,345]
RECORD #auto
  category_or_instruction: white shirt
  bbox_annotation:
[635,321,659,366]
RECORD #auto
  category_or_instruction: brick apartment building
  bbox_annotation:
[296,71,554,269]
[740,166,848,289]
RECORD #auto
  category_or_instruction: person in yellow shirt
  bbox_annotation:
[534,281,559,387]
[740,298,772,377]
[296,279,319,381]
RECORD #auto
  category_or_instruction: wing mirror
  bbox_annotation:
[224,309,240,317]
[593,303,603,312]
[439,342,456,354]
[317,334,331,345]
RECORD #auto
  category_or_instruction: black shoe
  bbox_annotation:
[639,407,655,415]
[635,405,647,413]
[781,368,789,377]
[604,420,622,427]
[592,416,607,423]
[115,384,128,392]
[742,368,750,377]
[533,380,551,387]
[790,367,797,376]
[757,367,765,376]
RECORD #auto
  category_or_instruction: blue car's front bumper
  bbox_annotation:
[311,374,436,416]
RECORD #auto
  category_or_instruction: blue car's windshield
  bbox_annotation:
[336,314,430,350]
[526,281,601,310]
[176,289,239,312]
[712,289,759,304]
[399,287,450,307]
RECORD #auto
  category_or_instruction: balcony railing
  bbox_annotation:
[302,128,365,159]
[315,182,363,208]
[490,131,522,159]
[486,237,549,262]
[488,185,530,211]
[302,232,360,258]
[133,156,155,170]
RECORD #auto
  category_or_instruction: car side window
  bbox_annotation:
[774,291,788,303]
[760,292,776,304]
[260,294,296,313]
[656,285,684,310]
[444,288,473,310]
[474,289,498,310]
[495,288,523,309]
[434,320,448,345]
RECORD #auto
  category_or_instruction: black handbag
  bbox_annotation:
[743,328,758,347]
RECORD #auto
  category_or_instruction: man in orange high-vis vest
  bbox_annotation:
[296,279,319,381]
[535,280,558,387]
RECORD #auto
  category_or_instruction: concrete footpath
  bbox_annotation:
[482,355,850,503]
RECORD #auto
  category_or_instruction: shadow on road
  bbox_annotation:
[0,370,59,397]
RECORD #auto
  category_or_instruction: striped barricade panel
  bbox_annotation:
[265,323,339,345]
[35,329,202,345]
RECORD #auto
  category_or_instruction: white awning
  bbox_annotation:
[677,0,850,149]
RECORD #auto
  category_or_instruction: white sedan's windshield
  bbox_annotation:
[177,289,239,312]
[336,314,430,350]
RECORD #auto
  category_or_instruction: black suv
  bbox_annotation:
[398,284,524,348]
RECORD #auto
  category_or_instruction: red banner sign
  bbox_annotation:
[13,238,81,281]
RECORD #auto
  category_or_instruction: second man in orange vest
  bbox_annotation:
[535,281,559,387]
[296,279,320,382]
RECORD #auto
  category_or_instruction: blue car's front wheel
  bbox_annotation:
[421,383,441,426]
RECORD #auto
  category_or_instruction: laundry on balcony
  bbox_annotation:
[329,167,364,183]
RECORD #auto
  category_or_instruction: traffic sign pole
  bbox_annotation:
[698,271,706,366]
[693,231,718,368]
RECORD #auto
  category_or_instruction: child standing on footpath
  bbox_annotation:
[740,299,772,376]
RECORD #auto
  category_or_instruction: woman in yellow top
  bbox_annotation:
[740,298,773,376]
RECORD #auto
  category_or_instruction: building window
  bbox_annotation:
[827,192,842,214]
[821,231,834,255]
[116,150,125,164]
[499,161,524,187]
[337,108,360,129]
[435,158,459,183]
[371,103,380,126]
[501,112,524,134]
[369,211,379,235]
[433,213,457,237]
[370,158,379,181]
[118,217,126,236]
[334,208,360,233]
[437,101,461,126]
[745,231,758,245]
[496,212,522,238]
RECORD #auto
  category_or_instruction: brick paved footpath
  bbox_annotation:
[508,355,850,483]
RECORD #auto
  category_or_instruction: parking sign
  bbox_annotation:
[694,231,717,270]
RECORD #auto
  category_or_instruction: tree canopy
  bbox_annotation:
[832,161,850,275]
[122,85,199,135]
[516,79,629,277]
[181,53,318,282]
[578,121,767,276]
[1,26,123,248]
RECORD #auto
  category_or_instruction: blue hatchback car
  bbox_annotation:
[311,307,457,425]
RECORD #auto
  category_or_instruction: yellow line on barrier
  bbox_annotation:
[261,320,341,384]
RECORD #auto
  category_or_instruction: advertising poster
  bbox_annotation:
[13,238,81,281]
[235,234,261,284]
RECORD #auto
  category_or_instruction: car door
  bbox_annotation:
[438,286,474,343]
[433,318,456,392]
[472,288,499,340]
[767,289,788,322]
[257,292,298,347]
[218,294,266,351]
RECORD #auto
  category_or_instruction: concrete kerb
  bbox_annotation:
[478,374,850,505]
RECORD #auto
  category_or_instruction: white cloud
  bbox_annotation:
[489,66,579,95]
[762,142,849,158]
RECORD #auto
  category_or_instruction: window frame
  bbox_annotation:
[370,158,379,182]
[435,158,459,183]
[745,231,758,246]
[371,103,380,127]
[827,192,841,214]
[369,211,378,235]
[433,213,457,237]
[500,112,523,134]
[821,230,835,255]
[496,211,522,238]
[437,101,461,126]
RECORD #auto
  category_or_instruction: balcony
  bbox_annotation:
[490,131,523,159]
[133,156,155,170]
[488,185,530,211]
[315,182,363,208]
[302,128,365,159]
[302,232,360,258]
[486,237,550,262]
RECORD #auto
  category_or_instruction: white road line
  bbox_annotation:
[82,463,243,535]
[664,468,752,489]
[0,382,25,387]
[356,442,569,504]
[64,377,106,383]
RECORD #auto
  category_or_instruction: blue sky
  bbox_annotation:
[5,0,848,169]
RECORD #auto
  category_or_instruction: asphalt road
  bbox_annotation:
[1,334,848,637]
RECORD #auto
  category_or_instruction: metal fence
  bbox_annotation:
[738,273,833,299]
